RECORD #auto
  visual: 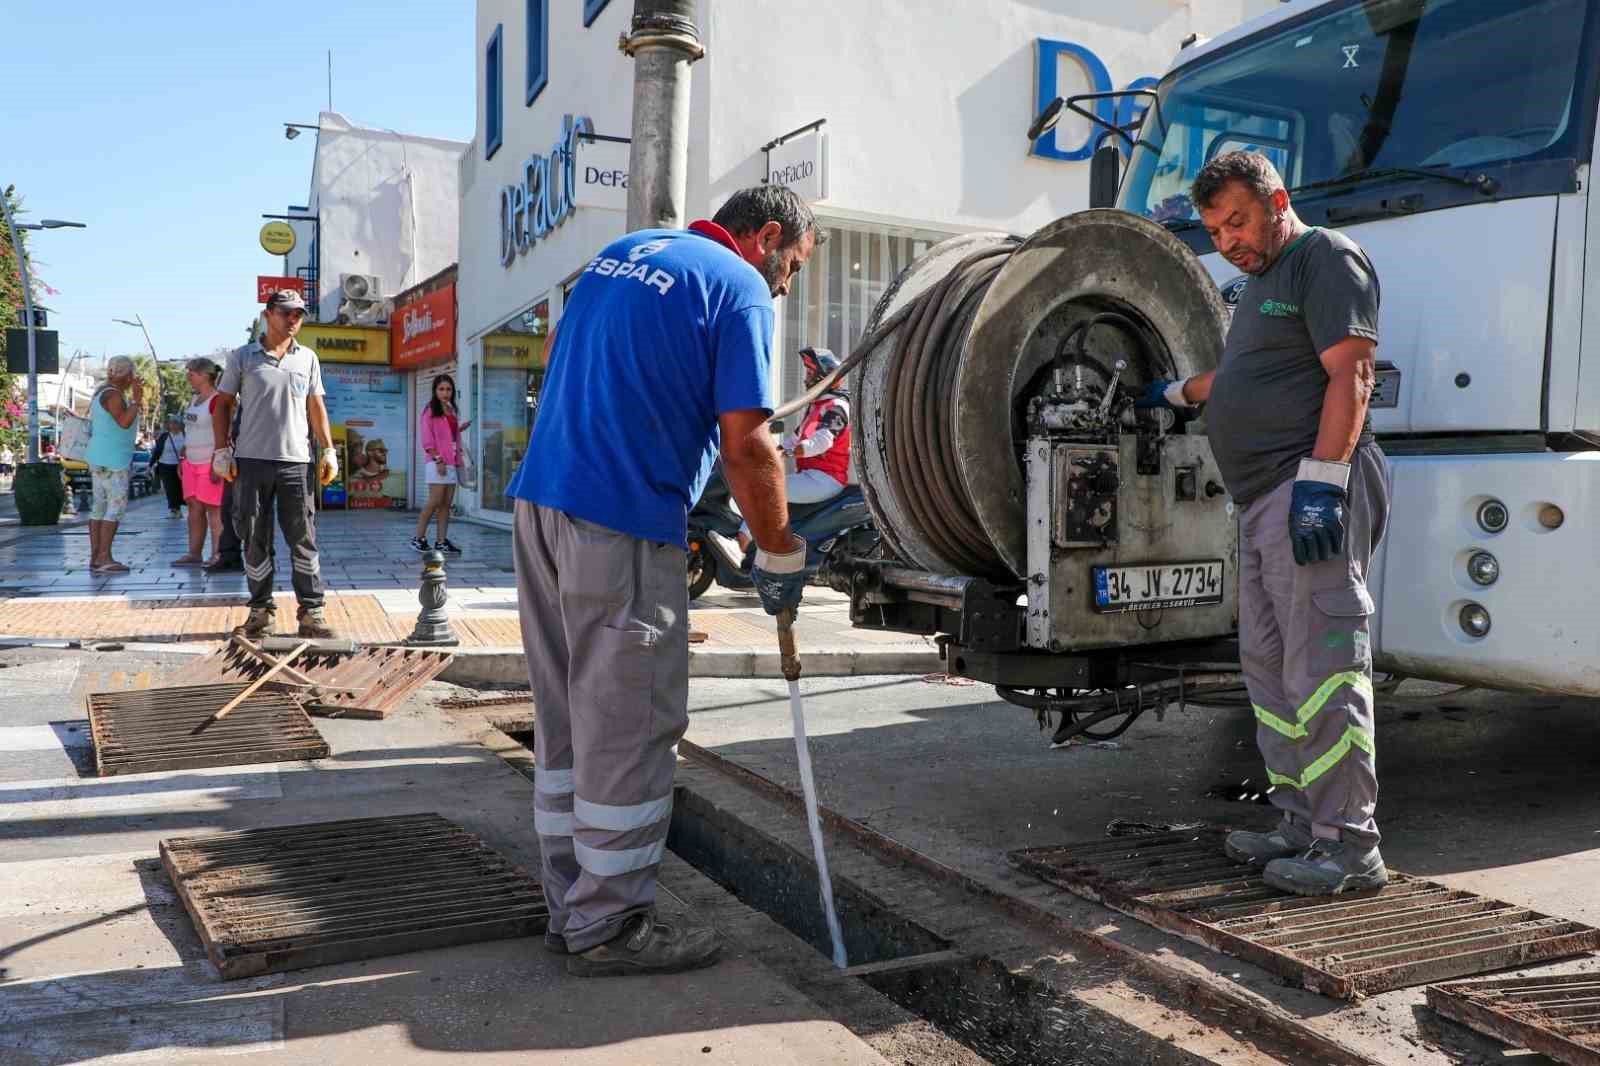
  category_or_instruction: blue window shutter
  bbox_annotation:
[583,0,611,28]
[526,0,549,105]
[485,24,504,160]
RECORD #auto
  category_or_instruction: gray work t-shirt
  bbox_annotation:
[219,341,326,463]
[1205,227,1379,506]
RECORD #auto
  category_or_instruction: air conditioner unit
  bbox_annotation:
[336,296,392,327]
[340,273,383,301]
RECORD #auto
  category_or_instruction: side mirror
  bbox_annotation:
[1089,141,1122,209]
[1027,97,1065,143]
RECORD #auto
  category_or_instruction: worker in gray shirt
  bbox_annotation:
[1139,151,1389,897]
[212,289,340,639]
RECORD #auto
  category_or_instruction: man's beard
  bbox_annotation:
[758,250,786,296]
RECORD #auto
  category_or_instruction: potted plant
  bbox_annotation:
[13,460,65,525]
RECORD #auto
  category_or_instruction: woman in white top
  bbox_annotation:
[173,357,226,566]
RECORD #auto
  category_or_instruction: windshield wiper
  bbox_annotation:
[1290,166,1500,197]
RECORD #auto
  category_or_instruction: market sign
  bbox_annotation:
[573,137,629,211]
[391,284,457,371]
[257,275,305,302]
[259,221,297,255]
[500,113,594,267]
[483,332,544,369]
[766,127,829,202]
[298,323,390,366]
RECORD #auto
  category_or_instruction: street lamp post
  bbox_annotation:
[113,315,161,434]
[1,186,86,462]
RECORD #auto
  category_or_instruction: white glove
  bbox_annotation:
[211,446,236,482]
[780,432,799,454]
[317,447,339,487]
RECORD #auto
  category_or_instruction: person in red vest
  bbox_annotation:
[737,347,849,552]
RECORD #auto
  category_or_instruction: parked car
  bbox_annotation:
[129,450,154,498]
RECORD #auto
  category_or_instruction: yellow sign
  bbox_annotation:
[298,323,390,365]
[259,221,297,255]
[483,332,545,369]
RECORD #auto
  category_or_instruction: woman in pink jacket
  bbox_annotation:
[411,374,473,554]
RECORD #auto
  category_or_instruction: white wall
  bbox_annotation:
[309,112,466,320]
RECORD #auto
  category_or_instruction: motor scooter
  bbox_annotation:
[687,463,878,600]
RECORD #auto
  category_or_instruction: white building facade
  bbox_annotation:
[455,0,1278,525]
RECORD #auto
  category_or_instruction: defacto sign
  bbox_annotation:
[766,128,829,202]
[1031,38,1158,162]
[297,323,390,366]
[259,221,297,255]
[391,284,457,371]
[500,114,594,267]
[257,276,305,302]
[573,137,629,212]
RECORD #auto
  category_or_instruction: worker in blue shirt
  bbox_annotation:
[508,185,819,977]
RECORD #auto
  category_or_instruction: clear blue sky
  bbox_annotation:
[6,2,473,368]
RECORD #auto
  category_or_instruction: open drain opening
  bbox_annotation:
[668,787,1220,1066]
[667,787,947,965]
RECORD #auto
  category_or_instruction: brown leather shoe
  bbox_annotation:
[565,911,721,978]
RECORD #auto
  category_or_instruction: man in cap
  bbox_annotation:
[213,289,340,638]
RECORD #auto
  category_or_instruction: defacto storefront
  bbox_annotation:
[455,0,1278,525]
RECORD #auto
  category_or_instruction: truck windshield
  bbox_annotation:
[1121,0,1596,225]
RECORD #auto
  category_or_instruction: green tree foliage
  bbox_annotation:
[0,187,29,455]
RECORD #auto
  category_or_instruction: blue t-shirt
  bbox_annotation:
[507,228,775,547]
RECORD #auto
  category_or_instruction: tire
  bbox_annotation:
[687,545,716,600]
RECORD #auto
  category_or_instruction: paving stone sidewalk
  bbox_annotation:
[0,491,939,674]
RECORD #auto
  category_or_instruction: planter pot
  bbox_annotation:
[14,462,66,526]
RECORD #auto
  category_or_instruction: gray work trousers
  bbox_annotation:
[513,501,690,952]
[1238,444,1390,849]
[233,458,325,612]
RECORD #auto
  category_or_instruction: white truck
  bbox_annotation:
[827,0,1600,737]
[1113,0,1599,696]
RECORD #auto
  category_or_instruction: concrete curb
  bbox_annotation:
[0,634,944,683]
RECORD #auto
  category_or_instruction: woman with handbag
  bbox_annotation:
[411,373,472,554]
[85,356,143,573]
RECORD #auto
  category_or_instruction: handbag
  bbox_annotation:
[457,446,477,490]
[57,409,94,462]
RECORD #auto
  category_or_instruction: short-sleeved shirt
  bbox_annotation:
[219,340,326,463]
[507,226,776,547]
[1205,227,1380,506]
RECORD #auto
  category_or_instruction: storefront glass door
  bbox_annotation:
[479,296,549,513]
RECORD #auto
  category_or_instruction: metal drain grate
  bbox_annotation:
[87,683,330,776]
[161,812,549,979]
[164,644,454,719]
[1428,973,1600,1065]
[1010,826,1599,999]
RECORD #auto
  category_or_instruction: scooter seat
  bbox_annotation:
[788,485,864,523]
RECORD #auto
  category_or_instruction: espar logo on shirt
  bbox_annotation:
[584,238,676,296]
[1259,299,1301,318]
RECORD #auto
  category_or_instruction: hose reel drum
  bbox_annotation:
[851,210,1240,652]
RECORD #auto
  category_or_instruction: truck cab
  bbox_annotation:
[1114,0,1600,695]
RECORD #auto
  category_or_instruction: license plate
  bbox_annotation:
[1093,560,1224,613]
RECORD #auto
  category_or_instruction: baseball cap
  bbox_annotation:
[266,289,308,312]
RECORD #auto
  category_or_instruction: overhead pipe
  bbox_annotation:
[621,0,704,231]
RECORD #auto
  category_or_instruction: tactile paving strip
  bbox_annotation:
[1010,826,1599,999]
[87,683,330,776]
[161,813,549,979]
[1428,973,1600,1065]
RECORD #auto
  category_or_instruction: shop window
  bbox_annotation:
[583,0,611,27]
[485,24,504,160]
[480,298,550,513]
[778,220,953,403]
[526,1,548,105]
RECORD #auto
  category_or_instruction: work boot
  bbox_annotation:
[566,910,721,978]
[1263,839,1388,897]
[1224,815,1312,866]
[233,606,275,639]
[297,606,334,640]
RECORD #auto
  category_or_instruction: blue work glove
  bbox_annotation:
[1133,379,1192,410]
[1288,459,1350,566]
[750,536,808,616]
